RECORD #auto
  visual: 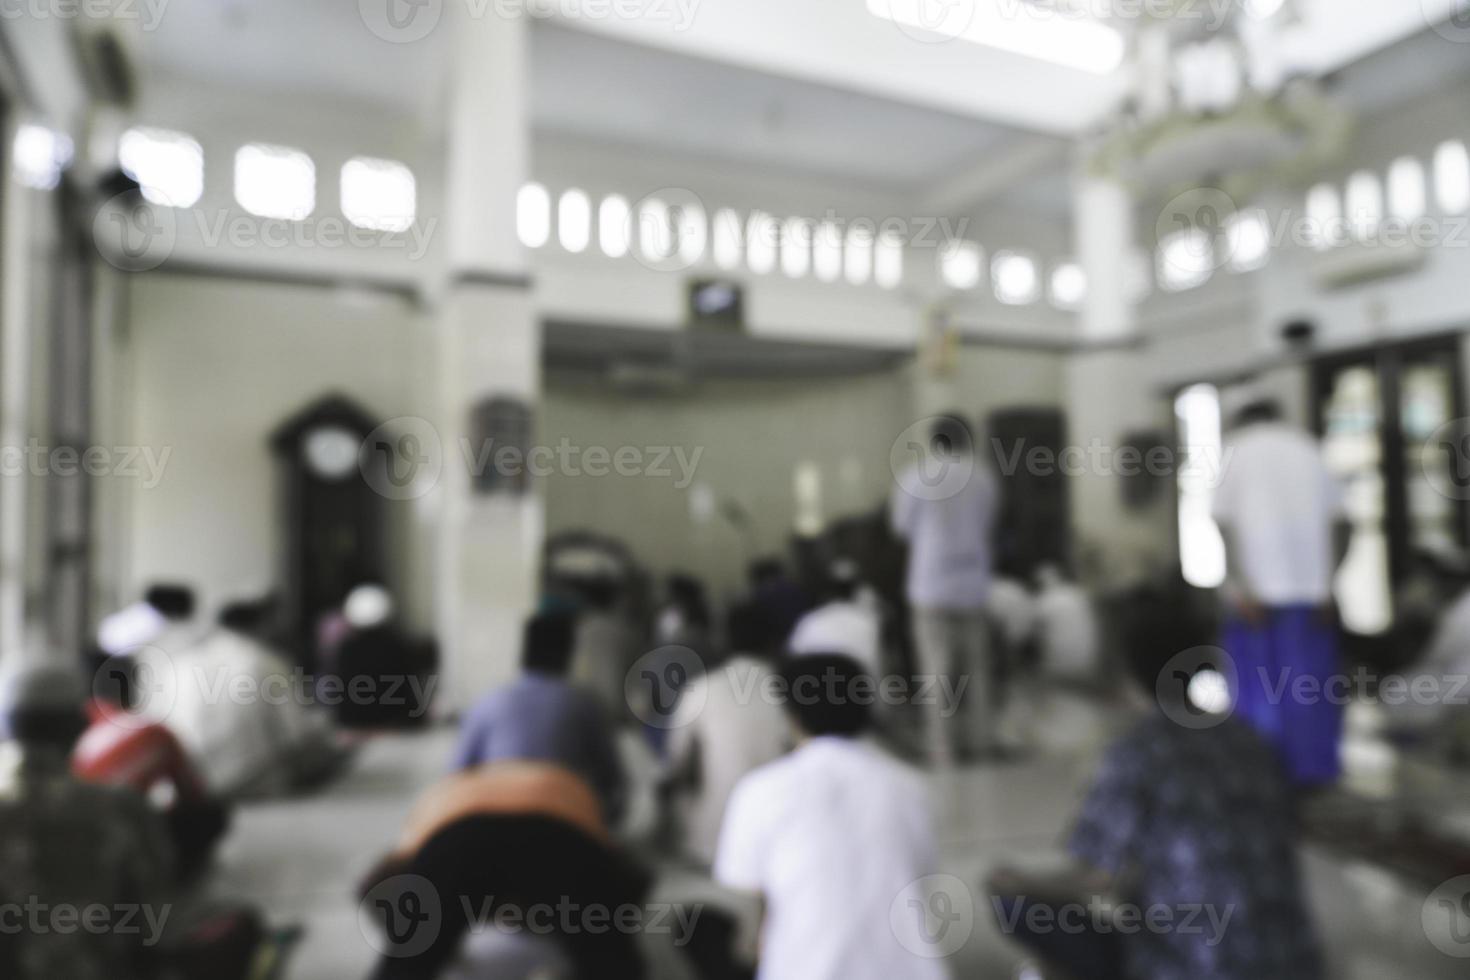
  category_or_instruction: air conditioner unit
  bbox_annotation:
[1310,240,1427,291]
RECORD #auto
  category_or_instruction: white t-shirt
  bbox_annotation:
[714,738,946,980]
[665,656,789,866]
[787,601,881,674]
[1212,422,1345,606]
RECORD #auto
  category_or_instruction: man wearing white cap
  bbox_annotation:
[1211,385,1348,787]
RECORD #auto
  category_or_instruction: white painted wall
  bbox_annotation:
[117,273,439,626]
[542,341,1067,600]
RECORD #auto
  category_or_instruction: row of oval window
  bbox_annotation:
[25,125,1469,299]
[1304,141,1470,246]
[1154,140,1470,293]
[516,183,1101,306]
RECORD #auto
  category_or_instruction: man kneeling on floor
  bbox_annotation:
[361,760,653,980]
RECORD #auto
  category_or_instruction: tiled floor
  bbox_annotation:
[211,693,1468,978]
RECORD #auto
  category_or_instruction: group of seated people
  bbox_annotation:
[14,539,1434,979]
[352,555,1326,980]
[0,578,435,978]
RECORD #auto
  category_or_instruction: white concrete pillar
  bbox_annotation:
[432,8,542,709]
[0,125,34,668]
[1075,173,1134,343]
[1065,171,1166,583]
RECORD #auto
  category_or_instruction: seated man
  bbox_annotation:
[787,559,881,674]
[452,611,626,823]
[362,762,647,980]
[987,641,1324,980]
[75,655,230,880]
[713,654,945,980]
[330,585,436,729]
[664,601,788,866]
[165,602,341,796]
[0,665,173,980]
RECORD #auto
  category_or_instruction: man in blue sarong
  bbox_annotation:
[1212,390,1349,788]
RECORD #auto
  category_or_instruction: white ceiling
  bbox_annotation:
[531,24,1039,191]
[124,0,1470,197]
[132,0,447,115]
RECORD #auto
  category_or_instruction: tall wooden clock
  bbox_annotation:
[270,394,386,667]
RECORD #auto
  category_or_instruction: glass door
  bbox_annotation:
[1312,336,1468,637]
[1400,346,1465,559]
[1318,360,1392,635]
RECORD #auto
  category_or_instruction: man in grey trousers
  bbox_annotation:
[891,412,999,766]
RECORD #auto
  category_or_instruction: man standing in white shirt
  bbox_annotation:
[891,413,1000,764]
[713,654,947,980]
[1211,392,1349,787]
[788,559,882,674]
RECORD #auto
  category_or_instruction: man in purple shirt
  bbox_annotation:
[891,412,1000,765]
[451,611,627,824]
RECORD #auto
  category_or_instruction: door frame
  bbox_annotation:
[1309,332,1469,597]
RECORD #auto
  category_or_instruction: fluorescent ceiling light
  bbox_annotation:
[867,0,1127,75]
